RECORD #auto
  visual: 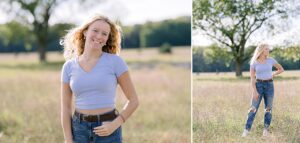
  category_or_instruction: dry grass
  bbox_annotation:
[0,47,191,143]
[193,71,300,143]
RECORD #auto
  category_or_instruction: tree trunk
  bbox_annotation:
[37,42,46,63]
[235,58,243,77]
[35,23,48,63]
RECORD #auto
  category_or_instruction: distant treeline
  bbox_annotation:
[193,45,300,72]
[0,16,190,53]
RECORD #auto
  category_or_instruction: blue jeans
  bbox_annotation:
[72,115,122,143]
[245,81,274,130]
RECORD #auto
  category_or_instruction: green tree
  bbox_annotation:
[122,24,142,48]
[203,44,232,68]
[282,45,300,62]
[1,0,105,62]
[193,0,291,76]
[192,47,206,72]
[47,23,75,51]
[3,0,58,62]
[0,21,35,52]
[140,16,191,48]
[270,46,300,70]
[159,42,172,54]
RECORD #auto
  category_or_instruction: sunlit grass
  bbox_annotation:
[193,71,300,143]
[0,47,191,143]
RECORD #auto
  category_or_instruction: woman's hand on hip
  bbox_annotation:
[93,121,118,136]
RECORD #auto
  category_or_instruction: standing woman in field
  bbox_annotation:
[242,44,284,137]
[60,14,139,143]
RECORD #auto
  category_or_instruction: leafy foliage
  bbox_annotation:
[193,45,300,72]
[0,17,190,53]
[159,43,172,54]
[139,16,191,48]
[193,0,290,76]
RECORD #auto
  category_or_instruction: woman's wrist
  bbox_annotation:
[119,113,126,123]
[112,116,124,128]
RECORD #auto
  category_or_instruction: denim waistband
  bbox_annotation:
[256,79,273,82]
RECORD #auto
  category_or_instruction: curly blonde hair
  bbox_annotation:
[61,14,121,60]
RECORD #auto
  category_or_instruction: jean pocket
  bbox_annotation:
[72,120,88,134]
[72,115,80,124]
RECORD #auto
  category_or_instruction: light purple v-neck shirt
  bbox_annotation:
[250,57,277,80]
[61,52,128,109]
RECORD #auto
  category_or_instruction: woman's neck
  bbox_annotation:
[81,50,103,61]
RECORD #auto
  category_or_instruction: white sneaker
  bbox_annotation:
[242,129,250,137]
[263,129,269,136]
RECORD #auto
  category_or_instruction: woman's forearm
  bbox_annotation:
[249,68,257,93]
[61,108,73,143]
[61,83,73,142]
[113,72,139,127]
[113,96,139,127]
[251,78,257,93]
[273,64,284,78]
[273,68,284,77]
[121,96,139,120]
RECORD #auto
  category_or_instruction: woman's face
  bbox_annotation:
[259,47,269,58]
[262,47,270,57]
[84,20,111,50]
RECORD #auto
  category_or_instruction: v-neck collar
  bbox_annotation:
[76,52,105,74]
[257,58,267,64]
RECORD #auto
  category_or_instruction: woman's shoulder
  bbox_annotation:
[251,60,258,66]
[103,52,127,68]
[103,52,125,61]
[267,57,278,65]
[267,57,276,62]
[62,58,76,68]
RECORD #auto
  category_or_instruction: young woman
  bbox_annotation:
[242,44,284,137]
[60,14,139,143]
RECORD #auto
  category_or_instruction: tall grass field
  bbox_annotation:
[0,47,191,143]
[193,71,300,143]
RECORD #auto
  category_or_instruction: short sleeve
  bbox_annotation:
[61,61,71,83]
[113,56,128,77]
[269,57,278,66]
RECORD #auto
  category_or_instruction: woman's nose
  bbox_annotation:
[95,33,103,39]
